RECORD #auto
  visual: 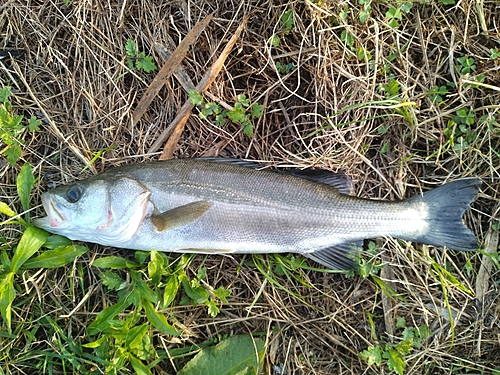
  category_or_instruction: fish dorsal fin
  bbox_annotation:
[303,241,362,270]
[197,157,264,169]
[287,170,353,195]
[198,158,353,195]
[151,201,212,232]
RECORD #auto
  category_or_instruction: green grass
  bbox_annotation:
[1,0,499,373]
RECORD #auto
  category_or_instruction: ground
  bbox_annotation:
[0,0,499,374]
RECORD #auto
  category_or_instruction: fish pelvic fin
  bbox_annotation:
[408,177,481,251]
[304,241,362,270]
[151,201,212,232]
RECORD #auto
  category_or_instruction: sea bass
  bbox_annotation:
[33,159,481,270]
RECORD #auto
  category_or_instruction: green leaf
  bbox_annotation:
[16,163,35,214]
[400,3,413,12]
[162,275,179,308]
[135,250,150,264]
[383,80,400,98]
[82,335,107,349]
[143,301,179,335]
[188,90,204,106]
[196,267,207,280]
[0,202,17,218]
[356,47,372,61]
[418,325,432,339]
[11,226,48,273]
[359,345,382,366]
[227,107,246,123]
[136,278,157,304]
[242,122,254,138]
[359,7,370,23]
[178,334,265,375]
[126,57,134,70]
[384,348,405,375]
[280,9,294,33]
[386,7,402,19]
[100,270,125,290]
[125,324,149,349]
[388,19,399,28]
[87,299,132,336]
[42,235,72,249]
[136,55,157,73]
[206,299,220,318]
[237,94,250,107]
[180,273,209,304]
[148,250,164,285]
[27,116,41,131]
[213,287,231,303]
[23,244,88,269]
[125,39,137,57]
[339,5,349,22]
[380,140,389,153]
[122,283,143,308]
[250,103,264,119]
[129,354,153,375]
[0,87,11,103]
[92,256,139,269]
[4,144,22,166]
[269,35,281,47]
[0,271,15,332]
[340,30,355,47]
[215,113,227,127]
[396,338,413,355]
[0,251,11,268]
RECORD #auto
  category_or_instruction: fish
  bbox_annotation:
[32,158,482,270]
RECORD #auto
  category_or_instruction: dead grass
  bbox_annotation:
[1,0,499,374]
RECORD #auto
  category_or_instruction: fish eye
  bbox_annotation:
[66,185,83,203]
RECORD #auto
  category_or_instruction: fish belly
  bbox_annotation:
[124,197,425,255]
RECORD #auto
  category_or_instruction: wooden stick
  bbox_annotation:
[154,16,249,160]
[131,15,212,127]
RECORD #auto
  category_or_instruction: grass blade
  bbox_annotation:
[16,163,35,217]
[0,271,15,332]
[11,226,48,273]
[143,301,179,336]
[23,244,88,269]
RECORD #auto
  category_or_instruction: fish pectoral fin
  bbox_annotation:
[151,201,212,232]
[304,241,363,270]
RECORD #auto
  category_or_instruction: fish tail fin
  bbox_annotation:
[409,177,481,251]
[304,178,481,271]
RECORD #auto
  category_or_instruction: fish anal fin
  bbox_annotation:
[173,247,235,254]
[304,241,362,270]
[151,201,212,232]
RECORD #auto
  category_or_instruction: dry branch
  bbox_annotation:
[131,15,212,127]
[149,16,250,159]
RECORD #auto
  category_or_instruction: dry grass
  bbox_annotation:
[1,0,499,374]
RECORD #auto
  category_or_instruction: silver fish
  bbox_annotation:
[33,159,481,269]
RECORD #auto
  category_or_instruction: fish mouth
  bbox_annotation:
[40,193,67,227]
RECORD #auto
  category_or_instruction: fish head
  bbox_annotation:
[33,176,151,246]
